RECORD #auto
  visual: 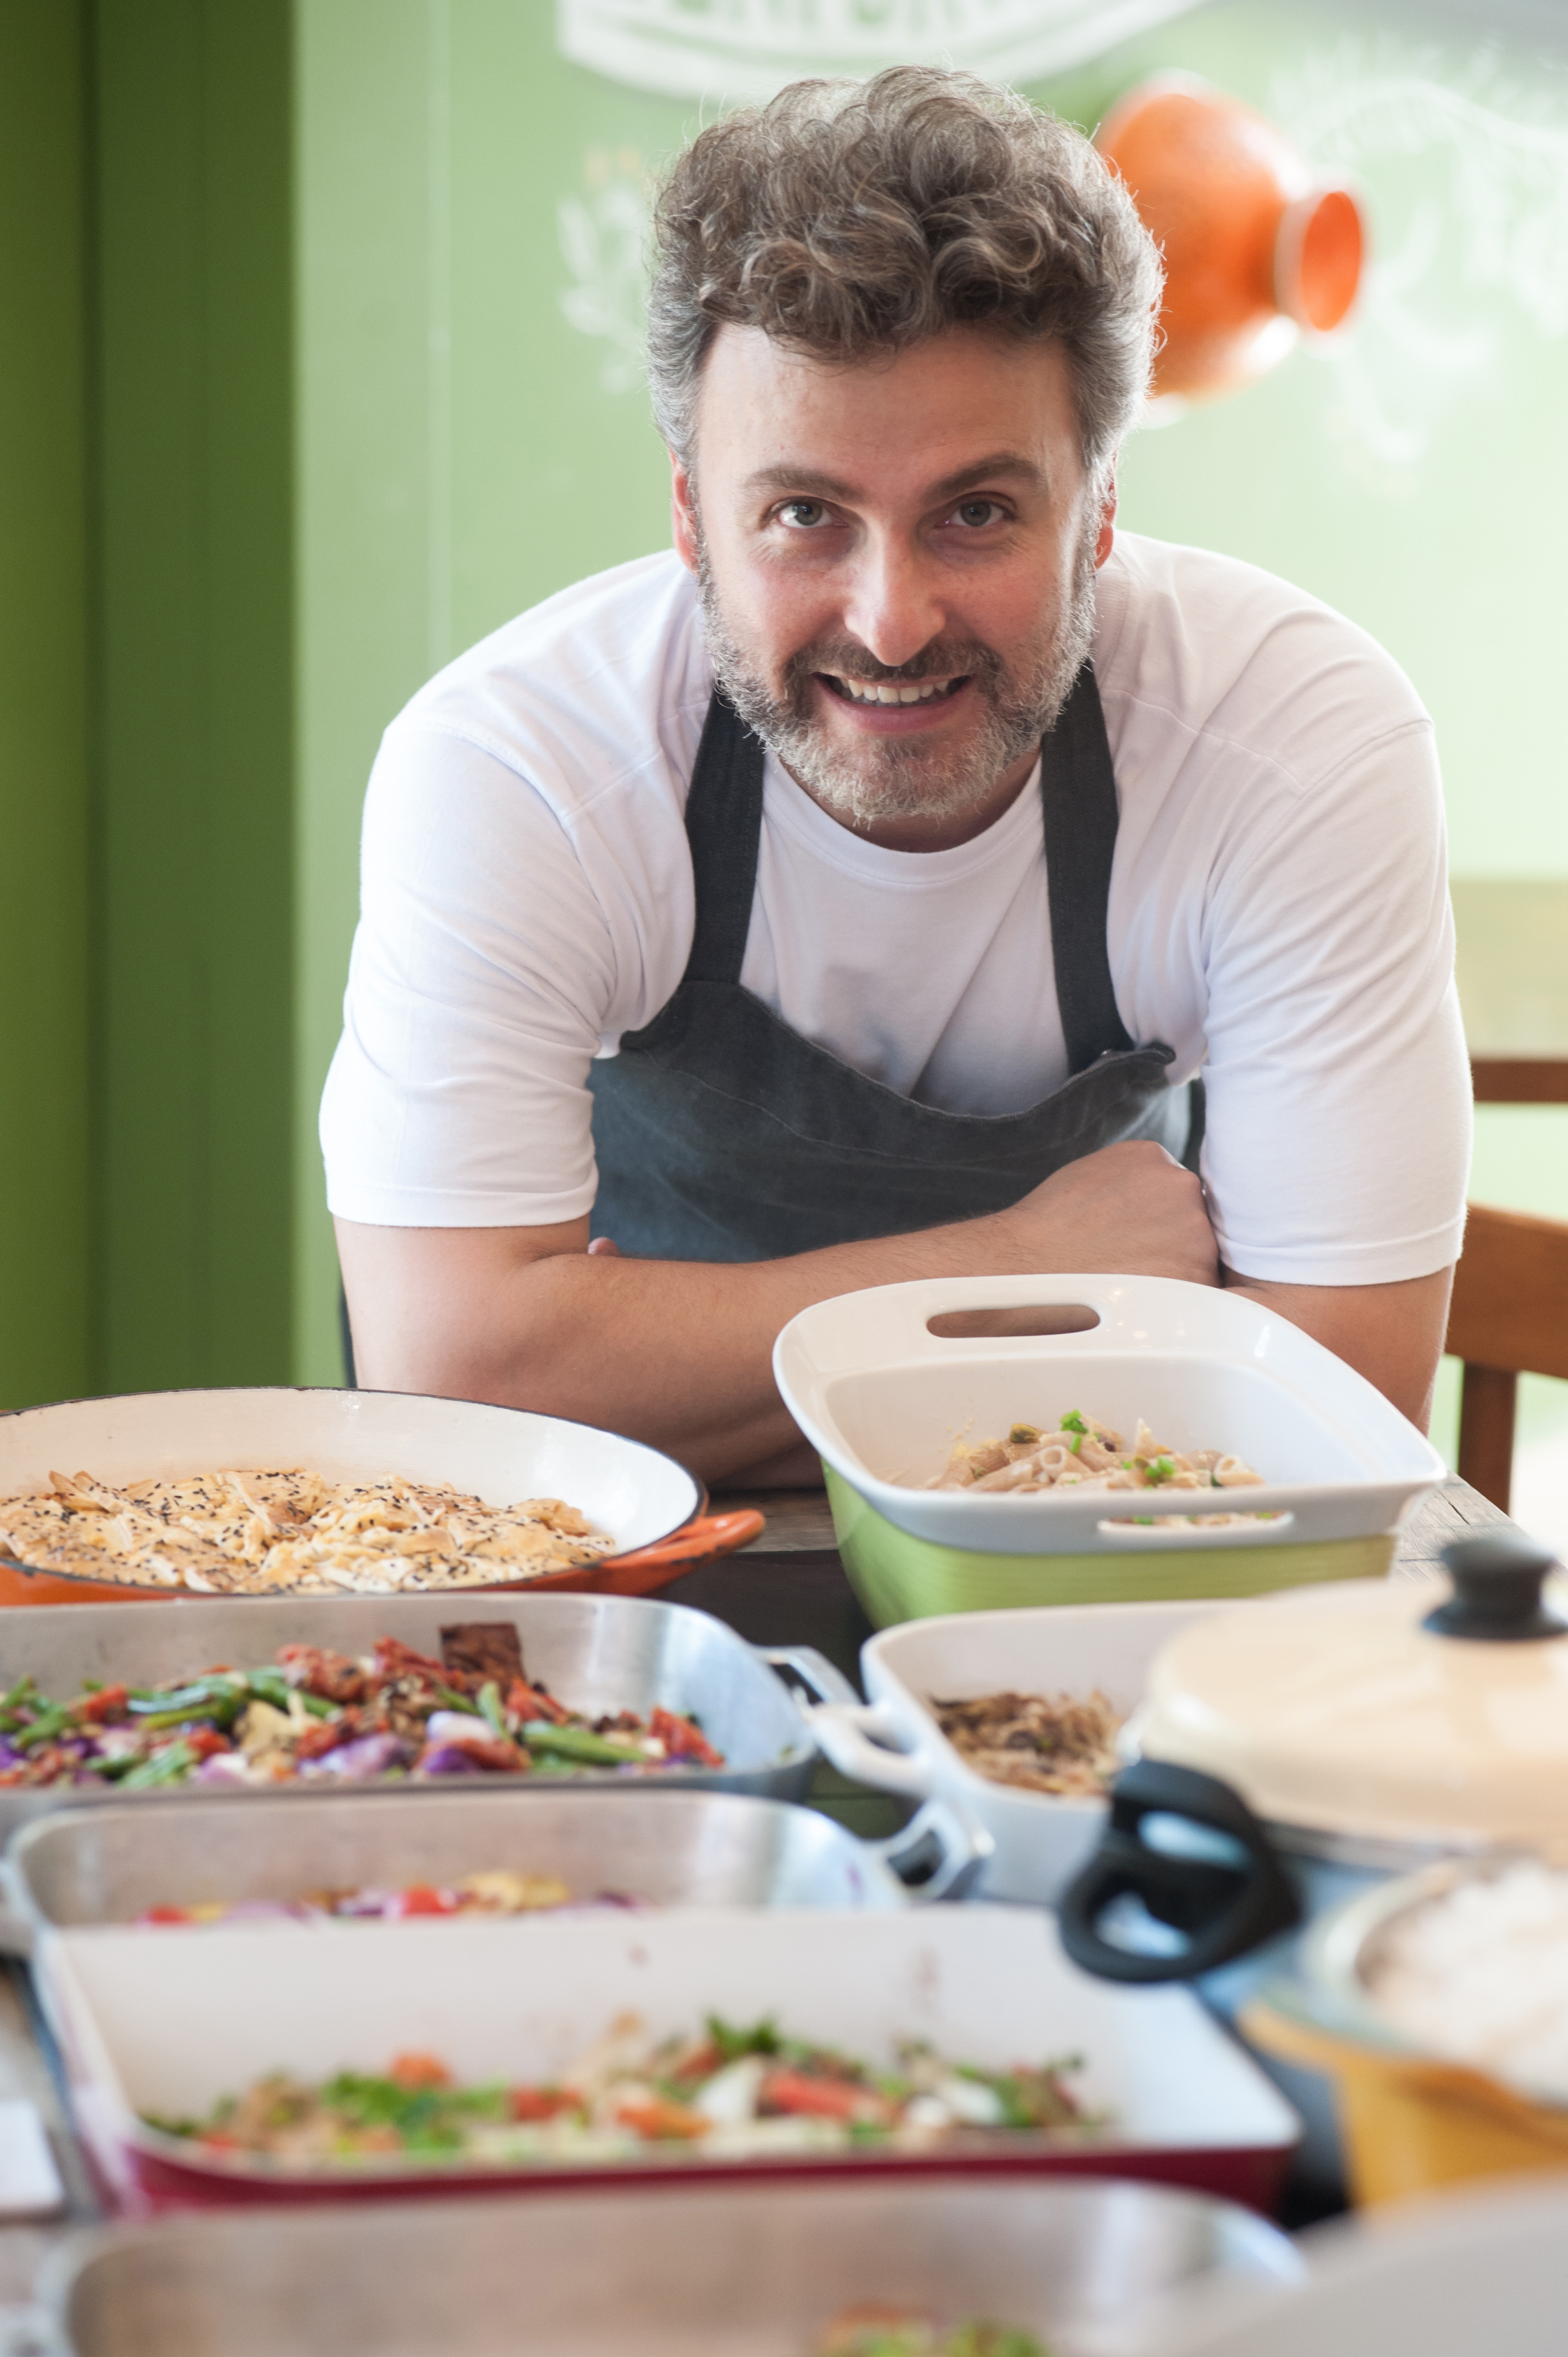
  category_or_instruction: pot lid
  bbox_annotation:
[1134,1536,1568,1847]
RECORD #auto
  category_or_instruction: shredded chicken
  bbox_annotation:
[931,1689,1122,1797]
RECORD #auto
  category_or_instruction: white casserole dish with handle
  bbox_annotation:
[773,1273,1444,1556]
[809,1601,1226,1902]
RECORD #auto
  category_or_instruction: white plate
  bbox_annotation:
[810,1601,1237,1902]
[0,1387,700,1561]
[774,1274,1444,1556]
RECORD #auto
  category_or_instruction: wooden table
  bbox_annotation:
[0,1473,1518,2291]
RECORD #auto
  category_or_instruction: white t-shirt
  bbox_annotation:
[321,532,1470,1286]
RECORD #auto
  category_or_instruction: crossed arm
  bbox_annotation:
[337,1141,1453,1486]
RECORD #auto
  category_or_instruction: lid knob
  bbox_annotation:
[1426,1533,1568,1642]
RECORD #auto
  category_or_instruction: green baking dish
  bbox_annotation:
[824,1465,1396,1627]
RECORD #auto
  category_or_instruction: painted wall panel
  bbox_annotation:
[0,0,91,1410]
[92,0,294,1391]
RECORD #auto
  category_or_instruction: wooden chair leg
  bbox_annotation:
[1457,1363,1519,1514]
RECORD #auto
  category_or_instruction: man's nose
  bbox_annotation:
[840,538,945,671]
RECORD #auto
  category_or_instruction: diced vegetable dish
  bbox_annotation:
[144,2014,1097,2171]
[0,1622,723,1790]
[136,1871,631,1927]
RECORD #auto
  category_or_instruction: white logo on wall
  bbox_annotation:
[557,0,1199,105]
[1271,40,1568,486]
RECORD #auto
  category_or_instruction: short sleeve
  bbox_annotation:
[321,724,618,1228]
[1199,718,1471,1286]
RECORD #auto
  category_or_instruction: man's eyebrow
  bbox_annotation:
[739,452,1046,504]
[927,452,1044,500]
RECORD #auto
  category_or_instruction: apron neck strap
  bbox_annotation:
[1044,662,1135,1074]
[680,667,1132,1075]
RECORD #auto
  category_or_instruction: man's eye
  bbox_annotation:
[778,500,829,528]
[951,499,1006,528]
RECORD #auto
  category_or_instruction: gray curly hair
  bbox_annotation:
[647,67,1161,493]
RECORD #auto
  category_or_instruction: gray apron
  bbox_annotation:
[587,663,1193,1262]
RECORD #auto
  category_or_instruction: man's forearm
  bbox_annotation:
[339,1140,1220,1483]
[349,1214,1058,1485]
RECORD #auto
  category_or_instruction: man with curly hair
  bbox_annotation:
[325,70,1467,1482]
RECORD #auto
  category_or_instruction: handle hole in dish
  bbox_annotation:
[926,1304,1101,1339]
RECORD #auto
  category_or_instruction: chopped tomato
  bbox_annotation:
[139,1905,193,1925]
[276,1644,368,1705]
[615,2093,710,2142]
[293,1715,357,1763]
[73,1684,130,1724]
[390,2051,451,2090]
[372,1636,447,1684]
[388,1883,458,1918]
[510,2085,570,2122]
[421,1734,526,1774]
[198,2130,240,2149]
[504,1676,571,1726]
[184,1727,232,1763]
[649,1707,723,1768]
[760,2070,886,2123]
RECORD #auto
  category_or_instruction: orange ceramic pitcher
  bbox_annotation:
[1096,75,1364,404]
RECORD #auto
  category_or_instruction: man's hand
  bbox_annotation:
[338,1135,1223,1484]
[992,1141,1220,1290]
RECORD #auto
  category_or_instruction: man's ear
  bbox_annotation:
[1093,464,1118,569]
[670,451,699,573]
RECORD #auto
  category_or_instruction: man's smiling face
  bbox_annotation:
[670,324,1113,850]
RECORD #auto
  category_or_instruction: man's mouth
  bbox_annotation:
[821,672,968,708]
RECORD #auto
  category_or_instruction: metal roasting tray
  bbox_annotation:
[0,1590,855,1836]
[20,2179,1304,2357]
[0,1785,989,1948]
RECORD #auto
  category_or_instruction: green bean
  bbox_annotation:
[522,1721,647,1766]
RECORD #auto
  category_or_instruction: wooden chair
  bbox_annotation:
[1446,1202,1568,1511]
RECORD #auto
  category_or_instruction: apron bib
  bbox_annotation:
[587,664,1192,1262]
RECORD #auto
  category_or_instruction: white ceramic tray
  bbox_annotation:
[774,1274,1444,1556]
[37,1908,1300,2214]
[809,1600,1233,1902]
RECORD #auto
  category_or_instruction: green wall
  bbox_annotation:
[94,0,295,1393]
[0,0,91,1409]
[0,0,294,1413]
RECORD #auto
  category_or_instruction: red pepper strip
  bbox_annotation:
[138,1905,193,1925]
[649,1707,723,1768]
[510,2086,571,2122]
[73,1684,130,1725]
[760,2070,886,2123]
[391,2051,450,2090]
[388,1883,460,1918]
[616,2093,710,2142]
[504,1676,572,1727]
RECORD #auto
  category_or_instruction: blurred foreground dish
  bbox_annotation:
[143,2014,1097,2173]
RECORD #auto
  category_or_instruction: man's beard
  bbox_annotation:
[694,521,1098,834]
